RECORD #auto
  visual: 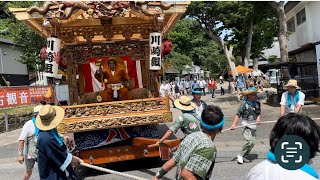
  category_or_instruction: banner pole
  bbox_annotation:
[4,109,8,132]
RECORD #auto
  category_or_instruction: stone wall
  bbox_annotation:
[0,112,33,133]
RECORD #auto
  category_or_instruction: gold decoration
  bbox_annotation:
[162,112,173,122]
[57,123,66,134]
[63,114,164,133]
[64,100,166,119]
[87,8,94,15]
[96,95,102,102]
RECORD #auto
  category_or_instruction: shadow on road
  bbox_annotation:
[215,154,261,164]
[81,157,165,178]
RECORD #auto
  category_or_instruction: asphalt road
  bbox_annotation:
[1,92,320,180]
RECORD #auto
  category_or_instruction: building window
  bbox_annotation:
[287,17,295,32]
[296,8,306,26]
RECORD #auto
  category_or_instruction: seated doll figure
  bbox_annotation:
[94,58,132,101]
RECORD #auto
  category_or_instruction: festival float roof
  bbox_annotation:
[9,1,190,44]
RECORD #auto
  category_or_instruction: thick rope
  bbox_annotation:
[222,120,277,132]
[81,162,148,180]
[79,118,320,179]
[222,117,320,133]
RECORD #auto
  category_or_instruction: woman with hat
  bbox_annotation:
[280,79,305,116]
[36,105,83,180]
[157,96,201,145]
[18,104,44,180]
[230,87,262,164]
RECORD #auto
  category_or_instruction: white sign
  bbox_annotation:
[316,43,320,87]
[149,32,162,70]
[44,37,61,78]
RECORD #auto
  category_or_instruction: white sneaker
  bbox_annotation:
[237,155,243,164]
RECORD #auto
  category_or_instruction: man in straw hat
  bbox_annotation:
[231,87,262,164]
[191,87,208,119]
[157,96,200,145]
[280,79,305,116]
[36,105,83,179]
[152,105,224,180]
[18,104,43,180]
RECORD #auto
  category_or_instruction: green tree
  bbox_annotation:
[166,18,228,76]
[185,1,279,77]
[186,1,238,78]
[166,51,192,72]
[0,1,45,71]
[218,2,278,68]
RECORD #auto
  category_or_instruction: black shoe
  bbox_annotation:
[243,158,252,163]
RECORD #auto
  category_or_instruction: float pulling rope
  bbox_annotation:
[79,118,320,179]
[80,162,148,180]
[222,117,320,133]
[222,120,277,132]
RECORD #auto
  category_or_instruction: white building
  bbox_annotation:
[261,39,280,60]
[285,1,320,62]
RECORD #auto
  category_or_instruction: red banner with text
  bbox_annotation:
[0,86,51,108]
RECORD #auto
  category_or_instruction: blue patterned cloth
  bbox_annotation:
[74,125,158,150]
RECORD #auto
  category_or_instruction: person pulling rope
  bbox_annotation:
[79,118,320,179]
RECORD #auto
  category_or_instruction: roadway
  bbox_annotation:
[0,93,320,180]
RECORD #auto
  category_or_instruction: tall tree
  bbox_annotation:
[268,1,288,62]
[0,1,45,71]
[216,2,278,68]
[186,1,238,78]
[166,18,228,77]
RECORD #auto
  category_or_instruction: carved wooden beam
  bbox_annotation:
[62,42,148,64]
[58,112,172,133]
[66,52,79,104]
[57,97,172,133]
[57,23,157,42]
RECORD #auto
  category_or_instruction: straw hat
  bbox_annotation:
[36,105,65,131]
[174,96,196,111]
[285,79,300,89]
[242,87,259,96]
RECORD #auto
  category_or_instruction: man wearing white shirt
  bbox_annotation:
[199,78,207,96]
[280,79,305,116]
[159,80,171,97]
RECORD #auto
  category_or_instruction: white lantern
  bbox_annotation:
[44,37,61,78]
[149,32,162,70]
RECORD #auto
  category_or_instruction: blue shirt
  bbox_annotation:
[37,130,77,180]
[237,77,245,89]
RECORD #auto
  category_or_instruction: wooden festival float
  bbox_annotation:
[10,1,189,165]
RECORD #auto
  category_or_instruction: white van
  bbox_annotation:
[265,69,280,84]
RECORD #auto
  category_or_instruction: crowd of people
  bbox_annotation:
[17,79,319,180]
[153,79,319,180]
[159,74,265,101]
[159,77,224,99]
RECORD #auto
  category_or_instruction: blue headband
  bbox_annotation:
[192,89,202,94]
[200,116,225,130]
[247,87,257,91]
